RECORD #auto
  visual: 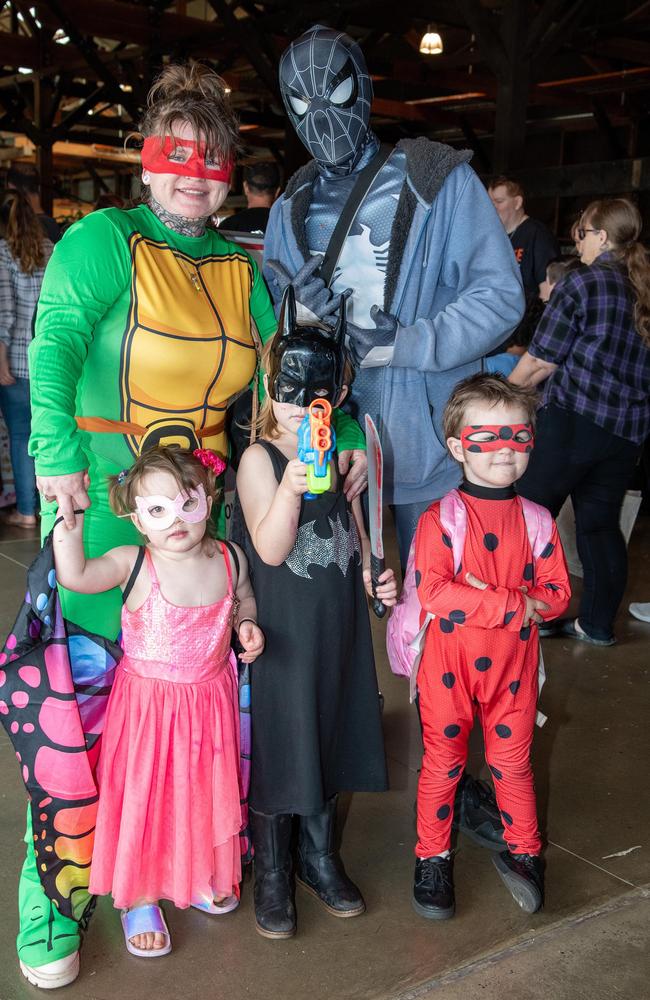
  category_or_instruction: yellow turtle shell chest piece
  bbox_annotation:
[120,234,257,457]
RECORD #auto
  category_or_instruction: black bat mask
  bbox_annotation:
[279,24,373,167]
[269,285,348,407]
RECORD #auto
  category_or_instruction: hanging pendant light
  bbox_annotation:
[420,24,443,56]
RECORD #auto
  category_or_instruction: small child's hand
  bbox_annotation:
[362,566,398,607]
[521,590,550,626]
[465,571,488,590]
[237,620,265,663]
[280,458,309,498]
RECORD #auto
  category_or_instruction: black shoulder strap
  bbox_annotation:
[122,546,145,605]
[256,439,287,484]
[52,507,86,531]
[319,144,392,288]
[222,539,240,584]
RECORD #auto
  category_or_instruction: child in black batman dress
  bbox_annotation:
[235,287,396,939]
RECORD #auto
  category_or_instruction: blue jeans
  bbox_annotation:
[0,377,37,515]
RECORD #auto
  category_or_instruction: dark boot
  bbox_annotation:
[453,774,506,851]
[249,809,296,939]
[296,798,365,917]
[492,850,544,913]
[412,854,455,920]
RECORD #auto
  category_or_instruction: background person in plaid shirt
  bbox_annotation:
[0,190,53,528]
[510,198,650,645]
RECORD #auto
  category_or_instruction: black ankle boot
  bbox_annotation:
[492,850,544,913]
[296,797,365,917]
[249,809,296,939]
[453,774,506,851]
[412,855,455,920]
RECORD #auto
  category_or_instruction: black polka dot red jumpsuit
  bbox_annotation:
[414,481,571,858]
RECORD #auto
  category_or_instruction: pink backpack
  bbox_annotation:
[386,489,553,703]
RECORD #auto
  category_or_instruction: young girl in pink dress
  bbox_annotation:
[52,445,264,958]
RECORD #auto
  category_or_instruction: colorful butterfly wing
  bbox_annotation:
[0,533,121,920]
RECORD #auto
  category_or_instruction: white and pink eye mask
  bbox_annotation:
[134,484,208,532]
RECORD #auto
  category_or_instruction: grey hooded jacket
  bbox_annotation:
[264,138,525,505]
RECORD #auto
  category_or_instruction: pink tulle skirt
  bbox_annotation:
[89,659,243,909]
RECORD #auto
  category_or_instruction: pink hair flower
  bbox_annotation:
[193,448,227,477]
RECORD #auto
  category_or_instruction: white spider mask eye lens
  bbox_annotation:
[289,94,309,116]
[330,75,354,105]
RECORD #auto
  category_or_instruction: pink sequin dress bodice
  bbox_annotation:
[121,548,234,683]
[89,542,244,910]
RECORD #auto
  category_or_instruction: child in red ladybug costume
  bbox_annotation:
[413,374,570,918]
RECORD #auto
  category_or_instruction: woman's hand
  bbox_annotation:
[508,351,557,388]
[339,449,368,501]
[36,470,91,529]
[237,620,265,663]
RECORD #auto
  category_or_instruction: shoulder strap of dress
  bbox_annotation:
[256,439,288,484]
[122,546,146,605]
[220,540,239,595]
[142,548,159,587]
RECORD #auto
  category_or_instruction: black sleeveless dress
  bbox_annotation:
[233,441,388,815]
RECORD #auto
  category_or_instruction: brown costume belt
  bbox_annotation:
[75,416,226,438]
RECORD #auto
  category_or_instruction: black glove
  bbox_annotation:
[266,256,350,322]
[346,305,398,366]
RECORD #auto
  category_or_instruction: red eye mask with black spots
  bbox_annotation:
[460,424,534,453]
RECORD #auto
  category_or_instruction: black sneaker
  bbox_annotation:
[492,850,544,913]
[412,855,455,920]
[453,775,506,851]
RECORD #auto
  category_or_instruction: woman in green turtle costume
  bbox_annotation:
[20,63,366,989]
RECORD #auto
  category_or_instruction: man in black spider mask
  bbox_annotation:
[264,24,527,925]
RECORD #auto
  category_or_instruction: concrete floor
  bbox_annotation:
[0,512,649,1000]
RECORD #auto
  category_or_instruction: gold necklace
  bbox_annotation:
[176,254,203,292]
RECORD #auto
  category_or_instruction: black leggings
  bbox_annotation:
[517,403,640,640]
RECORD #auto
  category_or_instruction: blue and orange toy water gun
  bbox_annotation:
[297,399,336,499]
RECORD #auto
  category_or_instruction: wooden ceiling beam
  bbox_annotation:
[456,0,508,79]
[205,0,280,100]
[35,0,225,50]
[41,0,140,118]
[577,36,650,66]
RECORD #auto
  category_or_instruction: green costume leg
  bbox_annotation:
[17,807,80,965]
[17,455,140,961]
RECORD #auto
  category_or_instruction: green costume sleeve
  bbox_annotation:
[29,211,131,477]
[250,260,366,453]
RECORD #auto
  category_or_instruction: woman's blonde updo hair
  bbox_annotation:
[136,61,241,164]
[581,197,650,346]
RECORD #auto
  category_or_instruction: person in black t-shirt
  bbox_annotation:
[488,176,559,300]
[219,161,281,235]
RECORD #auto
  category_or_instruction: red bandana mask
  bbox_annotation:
[460,423,534,453]
[141,136,233,183]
